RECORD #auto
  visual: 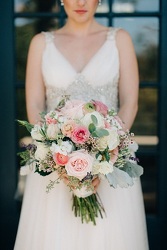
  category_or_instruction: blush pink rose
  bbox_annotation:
[61,120,76,137]
[65,150,94,180]
[53,152,69,166]
[110,147,119,164]
[71,126,90,144]
[61,100,85,119]
[45,112,58,125]
[104,120,111,128]
[92,100,108,116]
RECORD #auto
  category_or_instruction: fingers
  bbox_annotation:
[59,172,69,185]
[60,172,101,192]
[92,177,100,193]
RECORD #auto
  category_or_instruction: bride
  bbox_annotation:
[14,0,149,249]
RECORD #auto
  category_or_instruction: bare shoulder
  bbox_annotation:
[29,32,45,52]
[116,28,134,49]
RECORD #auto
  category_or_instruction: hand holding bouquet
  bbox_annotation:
[18,96,143,225]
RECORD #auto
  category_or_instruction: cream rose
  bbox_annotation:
[35,143,50,161]
[46,124,60,139]
[97,128,119,151]
[92,161,113,175]
[31,124,43,141]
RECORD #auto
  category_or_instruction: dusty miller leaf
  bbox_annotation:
[122,161,143,178]
[106,167,134,188]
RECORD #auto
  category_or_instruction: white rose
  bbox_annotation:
[31,124,43,141]
[97,128,119,151]
[46,124,60,139]
[92,161,113,175]
[81,111,105,128]
[35,143,50,161]
[106,128,120,150]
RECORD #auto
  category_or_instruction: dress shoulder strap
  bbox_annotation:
[42,31,54,44]
[107,27,121,41]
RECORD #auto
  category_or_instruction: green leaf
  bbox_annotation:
[91,115,98,125]
[104,148,110,162]
[17,120,34,133]
[88,123,96,133]
[92,129,109,138]
[40,127,46,137]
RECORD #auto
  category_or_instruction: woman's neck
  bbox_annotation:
[62,18,102,37]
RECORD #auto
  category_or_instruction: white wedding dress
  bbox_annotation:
[14,28,149,250]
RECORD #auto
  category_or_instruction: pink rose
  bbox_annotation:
[104,120,111,128]
[92,100,108,116]
[71,126,90,144]
[65,150,94,180]
[53,152,69,166]
[45,112,58,125]
[61,120,76,137]
[110,147,118,164]
[61,99,85,119]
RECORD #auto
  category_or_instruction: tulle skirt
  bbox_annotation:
[14,171,149,250]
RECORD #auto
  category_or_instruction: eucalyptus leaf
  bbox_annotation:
[106,167,134,188]
[91,114,98,125]
[93,129,109,138]
[88,123,96,133]
[122,161,143,178]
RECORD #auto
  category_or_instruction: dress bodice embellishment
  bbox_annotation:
[42,27,120,112]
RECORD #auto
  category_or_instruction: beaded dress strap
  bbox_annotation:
[107,27,121,41]
[42,31,54,44]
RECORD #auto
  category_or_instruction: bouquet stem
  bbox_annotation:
[72,193,105,225]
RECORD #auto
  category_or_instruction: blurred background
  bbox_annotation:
[0,0,167,249]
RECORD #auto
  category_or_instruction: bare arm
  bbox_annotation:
[116,29,139,130]
[25,33,46,124]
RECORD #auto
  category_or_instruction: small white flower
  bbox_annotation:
[50,141,73,155]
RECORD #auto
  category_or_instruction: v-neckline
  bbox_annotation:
[50,28,111,75]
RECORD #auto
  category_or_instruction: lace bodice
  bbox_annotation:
[42,28,120,111]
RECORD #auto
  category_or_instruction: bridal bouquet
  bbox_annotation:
[18,97,143,225]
